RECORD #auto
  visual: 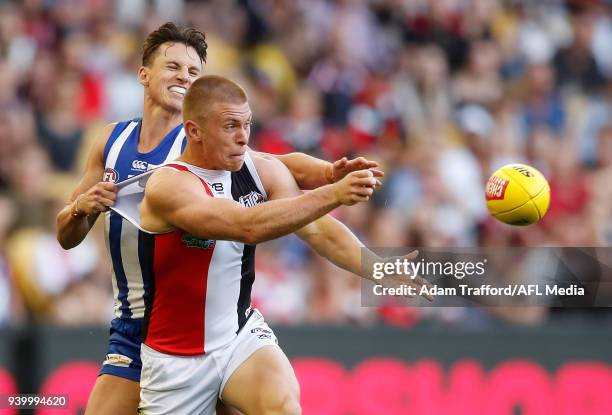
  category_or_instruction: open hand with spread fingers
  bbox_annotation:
[329,157,384,183]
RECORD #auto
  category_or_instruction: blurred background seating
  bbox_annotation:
[0,0,611,329]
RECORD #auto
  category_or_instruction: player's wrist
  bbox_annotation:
[71,195,87,218]
[327,182,344,205]
[314,183,342,207]
[325,163,335,184]
[361,251,383,281]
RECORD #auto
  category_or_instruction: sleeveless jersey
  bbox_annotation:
[111,157,268,355]
[103,119,186,319]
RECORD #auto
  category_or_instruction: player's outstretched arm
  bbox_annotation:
[140,164,379,245]
[255,154,432,300]
[254,153,374,276]
[257,150,384,190]
[296,217,433,300]
[56,123,117,249]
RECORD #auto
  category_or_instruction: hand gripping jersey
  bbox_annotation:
[111,157,267,355]
[103,119,186,319]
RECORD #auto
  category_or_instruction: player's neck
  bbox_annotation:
[178,146,221,171]
[139,105,182,153]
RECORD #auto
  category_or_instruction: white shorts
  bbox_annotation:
[139,309,278,415]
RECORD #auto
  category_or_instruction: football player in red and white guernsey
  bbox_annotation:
[137,75,431,415]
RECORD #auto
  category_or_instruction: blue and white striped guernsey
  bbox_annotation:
[102,119,186,319]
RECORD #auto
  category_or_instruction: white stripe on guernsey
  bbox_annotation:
[204,239,244,353]
[106,121,138,169]
[120,221,146,319]
[163,127,186,163]
[243,152,268,200]
[105,212,122,318]
[110,171,156,233]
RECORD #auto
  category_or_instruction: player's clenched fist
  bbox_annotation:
[72,181,117,216]
[332,169,381,205]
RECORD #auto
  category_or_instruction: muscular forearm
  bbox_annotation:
[299,216,380,280]
[235,186,340,244]
[274,153,332,190]
[56,203,99,249]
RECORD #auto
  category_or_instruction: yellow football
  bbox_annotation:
[485,164,550,226]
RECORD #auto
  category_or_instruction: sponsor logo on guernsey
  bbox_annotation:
[485,175,509,201]
[181,233,216,249]
[103,353,132,367]
[132,160,148,171]
[239,191,264,207]
[103,168,119,183]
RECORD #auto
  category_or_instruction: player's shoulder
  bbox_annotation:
[92,121,125,152]
[248,150,287,174]
[93,122,118,146]
[149,164,190,184]
[247,150,295,195]
[148,165,205,196]
[82,122,120,166]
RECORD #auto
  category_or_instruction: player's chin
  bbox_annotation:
[164,94,184,110]
[169,98,184,111]
[227,156,245,171]
[160,100,182,114]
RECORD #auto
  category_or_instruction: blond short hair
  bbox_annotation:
[183,75,248,124]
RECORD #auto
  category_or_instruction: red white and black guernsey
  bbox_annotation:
[113,154,268,356]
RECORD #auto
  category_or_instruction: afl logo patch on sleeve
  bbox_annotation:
[103,168,119,183]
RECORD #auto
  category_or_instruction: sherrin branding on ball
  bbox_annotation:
[485,164,550,226]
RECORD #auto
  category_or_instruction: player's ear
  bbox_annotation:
[185,120,202,142]
[138,66,150,87]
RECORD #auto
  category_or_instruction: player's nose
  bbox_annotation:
[235,128,249,145]
[176,66,189,83]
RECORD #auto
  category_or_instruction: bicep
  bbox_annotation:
[70,123,115,201]
[169,198,247,240]
[253,154,303,200]
[145,171,248,241]
[250,149,325,190]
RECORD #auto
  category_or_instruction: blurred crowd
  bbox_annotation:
[0,0,611,329]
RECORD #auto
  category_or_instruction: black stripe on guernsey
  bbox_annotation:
[231,165,260,332]
[236,244,256,332]
[139,231,156,342]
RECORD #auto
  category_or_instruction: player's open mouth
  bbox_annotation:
[169,86,186,96]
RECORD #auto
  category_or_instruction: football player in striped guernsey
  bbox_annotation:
[56,23,381,415]
[134,75,429,415]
